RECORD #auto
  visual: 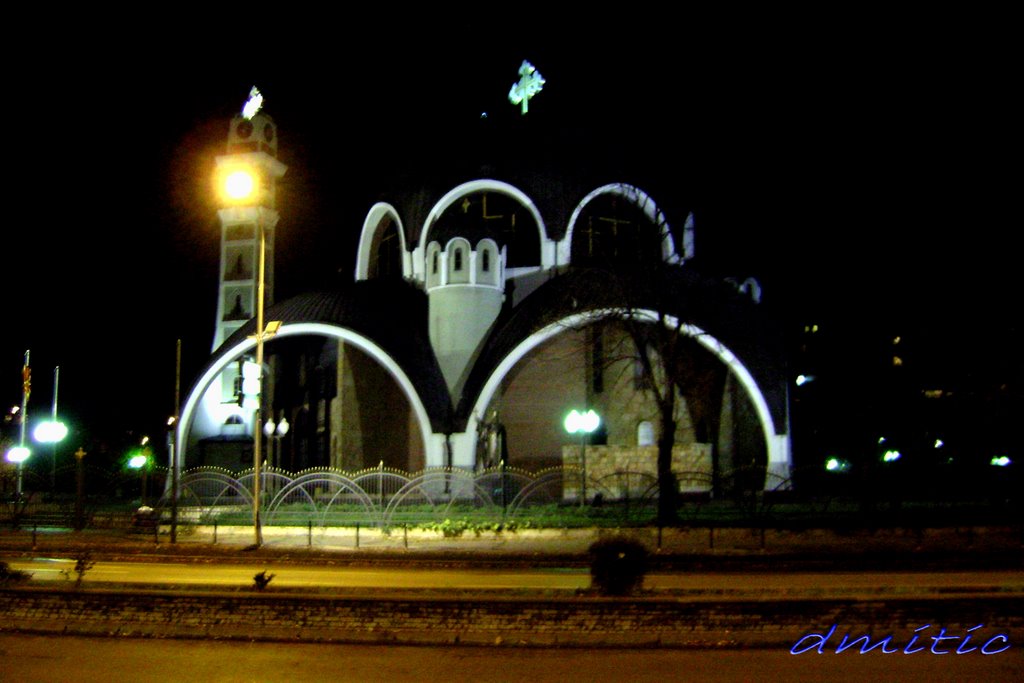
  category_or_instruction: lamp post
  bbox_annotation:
[5,350,32,499]
[74,447,86,530]
[217,164,278,548]
[263,414,290,470]
[564,409,600,506]
[128,447,151,507]
[33,366,68,493]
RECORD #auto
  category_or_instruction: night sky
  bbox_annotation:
[1,12,1016,456]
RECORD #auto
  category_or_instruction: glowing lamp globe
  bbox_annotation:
[6,446,31,464]
[564,409,600,435]
[224,169,256,201]
[34,420,68,444]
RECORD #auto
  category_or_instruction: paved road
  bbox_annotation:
[8,557,1024,596]
[1,633,1021,682]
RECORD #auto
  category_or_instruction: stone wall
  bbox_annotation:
[2,588,1021,649]
[562,444,712,501]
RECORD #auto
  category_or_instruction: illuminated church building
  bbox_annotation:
[177,86,793,493]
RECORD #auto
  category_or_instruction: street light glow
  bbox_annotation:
[33,420,68,443]
[564,409,600,434]
[128,454,149,469]
[5,446,31,464]
[224,169,256,201]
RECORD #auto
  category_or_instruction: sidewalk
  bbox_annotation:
[2,524,1021,571]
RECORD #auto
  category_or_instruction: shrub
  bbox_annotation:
[253,570,275,591]
[73,552,95,589]
[588,536,648,596]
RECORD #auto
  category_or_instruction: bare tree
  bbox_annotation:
[563,261,730,526]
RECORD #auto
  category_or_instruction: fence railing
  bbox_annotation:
[3,462,1018,531]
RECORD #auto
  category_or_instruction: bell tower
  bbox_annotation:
[193,88,287,449]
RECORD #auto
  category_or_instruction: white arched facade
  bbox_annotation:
[463,310,791,485]
[413,179,556,281]
[355,202,411,281]
[176,323,443,478]
[559,183,683,266]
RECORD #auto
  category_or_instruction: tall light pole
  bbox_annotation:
[215,87,286,547]
[5,350,32,499]
[34,366,68,492]
[565,409,600,506]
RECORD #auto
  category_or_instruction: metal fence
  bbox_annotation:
[3,461,1018,531]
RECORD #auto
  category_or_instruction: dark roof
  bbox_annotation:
[208,279,453,432]
[198,267,788,437]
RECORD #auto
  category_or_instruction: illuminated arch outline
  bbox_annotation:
[466,310,791,484]
[414,179,555,280]
[559,183,681,266]
[355,202,410,281]
[176,322,434,475]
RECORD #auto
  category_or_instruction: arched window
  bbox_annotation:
[426,242,442,288]
[637,421,655,446]
[447,238,471,284]
[482,249,490,272]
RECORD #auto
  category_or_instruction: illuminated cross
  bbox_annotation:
[242,86,264,120]
[508,60,545,115]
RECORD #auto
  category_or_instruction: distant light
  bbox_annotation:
[825,457,850,473]
[128,454,148,469]
[878,437,886,444]
[892,356,903,367]
[990,456,1012,467]
[242,86,263,120]
[933,439,944,449]
[882,450,901,462]
[167,416,176,427]
[33,420,68,443]
[893,336,901,345]
[140,436,149,446]
[5,446,31,464]
[480,112,488,119]
[796,374,815,386]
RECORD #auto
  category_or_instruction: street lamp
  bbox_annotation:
[6,350,32,499]
[564,408,600,505]
[263,414,290,470]
[5,446,31,498]
[33,365,67,492]
[220,163,271,547]
[74,447,86,530]
[128,447,151,507]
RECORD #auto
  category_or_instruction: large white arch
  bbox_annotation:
[413,179,555,281]
[176,322,436,476]
[558,183,682,266]
[464,309,791,486]
[355,202,410,281]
